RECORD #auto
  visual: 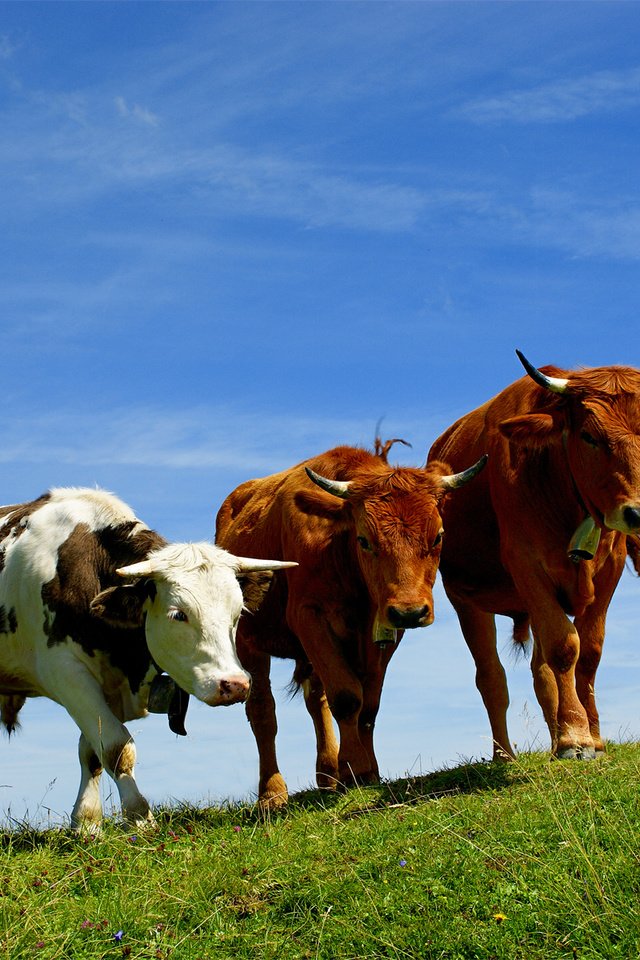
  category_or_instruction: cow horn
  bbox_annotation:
[305,467,351,499]
[116,557,297,578]
[516,349,569,394]
[116,559,155,578]
[233,557,298,573]
[440,454,488,491]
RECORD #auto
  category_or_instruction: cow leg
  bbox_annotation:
[301,671,339,790]
[358,642,399,780]
[313,666,369,786]
[528,606,595,759]
[292,609,370,786]
[573,604,612,757]
[572,548,623,756]
[450,600,515,759]
[70,734,104,831]
[242,647,288,810]
[44,662,154,827]
[530,638,559,745]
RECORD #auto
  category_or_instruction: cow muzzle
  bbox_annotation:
[604,504,640,534]
[204,674,252,707]
[386,603,433,629]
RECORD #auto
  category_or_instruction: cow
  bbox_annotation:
[215,440,486,809]
[0,487,295,829]
[428,351,640,762]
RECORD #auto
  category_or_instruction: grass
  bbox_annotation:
[1,744,639,959]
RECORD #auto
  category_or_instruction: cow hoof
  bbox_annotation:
[316,777,339,792]
[337,769,379,789]
[124,813,158,831]
[71,820,103,837]
[258,791,288,813]
[556,745,596,761]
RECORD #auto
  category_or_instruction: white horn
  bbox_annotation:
[116,560,155,578]
[234,557,298,573]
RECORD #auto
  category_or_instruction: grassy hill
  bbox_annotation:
[1,744,639,959]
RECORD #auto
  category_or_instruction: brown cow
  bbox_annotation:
[216,441,486,808]
[428,351,640,761]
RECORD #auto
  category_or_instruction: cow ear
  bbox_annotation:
[499,413,562,447]
[238,570,274,614]
[293,489,352,527]
[90,583,147,627]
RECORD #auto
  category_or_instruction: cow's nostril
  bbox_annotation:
[623,506,640,530]
[212,675,251,706]
[387,605,430,628]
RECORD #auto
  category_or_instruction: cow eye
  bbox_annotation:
[581,431,599,447]
[357,535,372,552]
[168,608,188,623]
[433,529,444,547]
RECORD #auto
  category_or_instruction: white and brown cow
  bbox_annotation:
[0,487,294,829]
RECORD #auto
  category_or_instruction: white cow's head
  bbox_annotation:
[91,542,295,706]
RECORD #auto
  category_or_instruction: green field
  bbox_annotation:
[1,744,639,959]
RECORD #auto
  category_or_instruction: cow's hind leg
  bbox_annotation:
[70,734,104,831]
[301,670,339,790]
[450,600,515,760]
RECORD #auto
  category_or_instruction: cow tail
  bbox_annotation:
[512,613,531,653]
[0,695,26,736]
[288,659,312,698]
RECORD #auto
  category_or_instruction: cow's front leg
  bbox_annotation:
[446,595,515,760]
[293,606,370,787]
[46,662,154,828]
[573,608,608,756]
[529,603,595,759]
[240,646,288,811]
[572,549,623,756]
[70,733,104,831]
[358,641,399,779]
[320,674,371,787]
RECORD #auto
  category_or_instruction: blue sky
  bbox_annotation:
[1,1,640,826]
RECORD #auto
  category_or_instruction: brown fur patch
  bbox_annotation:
[0,606,18,634]
[105,740,136,777]
[0,494,52,540]
[239,571,274,614]
[0,695,26,735]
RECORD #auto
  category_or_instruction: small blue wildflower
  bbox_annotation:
[399,859,407,867]
[113,930,124,942]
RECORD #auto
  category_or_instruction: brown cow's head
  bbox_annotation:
[305,455,486,633]
[500,351,640,534]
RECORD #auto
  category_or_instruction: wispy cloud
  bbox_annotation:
[518,188,640,261]
[458,66,640,124]
[0,405,437,475]
[0,34,18,60]
[115,95,159,127]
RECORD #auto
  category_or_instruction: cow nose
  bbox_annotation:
[387,604,431,628]
[623,506,640,531]
[207,675,251,707]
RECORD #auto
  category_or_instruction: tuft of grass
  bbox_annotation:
[1,745,639,958]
